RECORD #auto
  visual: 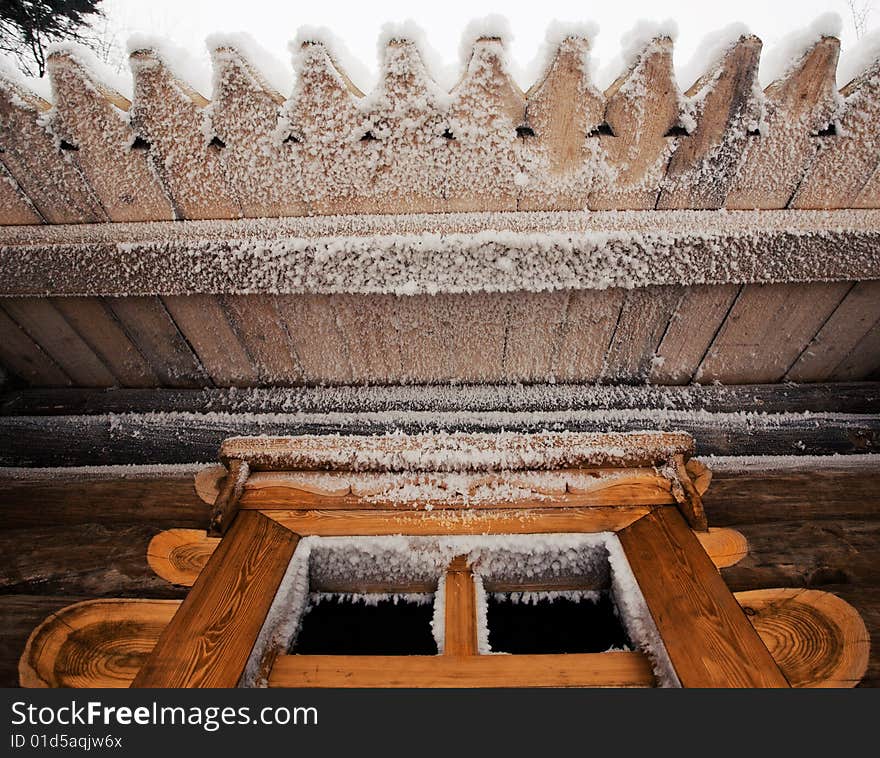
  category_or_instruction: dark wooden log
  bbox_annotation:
[0,472,209,528]
[0,524,191,598]
[704,465,880,524]
[0,594,88,687]
[3,382,878,416]
[0,411,876,466]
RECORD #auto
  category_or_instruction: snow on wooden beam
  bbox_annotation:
[2,29,876,225]
[0,209,876,297]
[218,431,695,472]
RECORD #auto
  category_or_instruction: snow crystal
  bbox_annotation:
[837,27,880,87]
[759,14,843,87]
[292,26,373,94]
[206,32,294,96]
[676,23,751,92]
[46,41,133,99]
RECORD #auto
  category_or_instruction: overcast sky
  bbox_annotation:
[95,0,880,89]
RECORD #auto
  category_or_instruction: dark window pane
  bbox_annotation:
[291,596,437,655]
[487,593,630,654]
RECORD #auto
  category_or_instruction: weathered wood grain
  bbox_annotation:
[132,511,297,687]
[0,308,70,387]
[0,523,188,598]
[658,36,762,209]
[726,37,840,209]
[590,36,679,210]
[519,35,604,210]
[697,282,851,383]
[618,507,789,687]
[785,282,880,381]
[51,297,158,388]
[650,285,740,384]
[162,295,259,387]
[1,298,115,386]
[105,297,207,388]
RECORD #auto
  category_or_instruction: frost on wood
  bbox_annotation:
[1,22,879,226]
[791,55,880,209]
[242,533,678,687]
[0,209,877,297]
[0,64,105,224]
[444,38,524,211]
[658,35,763,210]
[128,46,239,221]
[591,36,681,210]
[727,37,840,210]
[46,47,174,222]
[219,430,694,472]
[209,43,306,218]
[519,35,606,211]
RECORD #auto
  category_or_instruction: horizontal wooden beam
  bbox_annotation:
[267,652,655,688]
[263,507,650,536]
[0,408,875,466]
[3,382,878,417]
[1,210,878,296]
[219,431,693,472]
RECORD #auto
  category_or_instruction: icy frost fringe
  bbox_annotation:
[605,536,681,688]
[240,538,313,688]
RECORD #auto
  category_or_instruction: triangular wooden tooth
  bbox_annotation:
[791,55,880,209]
[46,50,174,222]
[351,38,448,213]
[727,37,840,209]
[128,47,239,220]
[0,159,42,224]
[444,37,526,211]
[210,44,307,217]
[590,36,681,210]
[286,40,371,215]
[519,35,605,211]
[657,34,763,210]
[0,72,106,223]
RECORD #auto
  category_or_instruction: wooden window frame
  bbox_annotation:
[132,433,789,689]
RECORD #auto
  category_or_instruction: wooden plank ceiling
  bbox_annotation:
[0,31,877,389]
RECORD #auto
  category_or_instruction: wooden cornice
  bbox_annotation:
[0,32,877,228]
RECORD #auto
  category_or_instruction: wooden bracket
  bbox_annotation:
[208,459,249,536]
[668,454,708,531]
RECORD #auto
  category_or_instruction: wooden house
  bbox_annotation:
[0,25,877,688]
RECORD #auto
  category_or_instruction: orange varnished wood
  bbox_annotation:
[618,507,789,688]
[268,652,655,688]
[444,556,478,656]
[131,511,298,688]
[263,506,651,537]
